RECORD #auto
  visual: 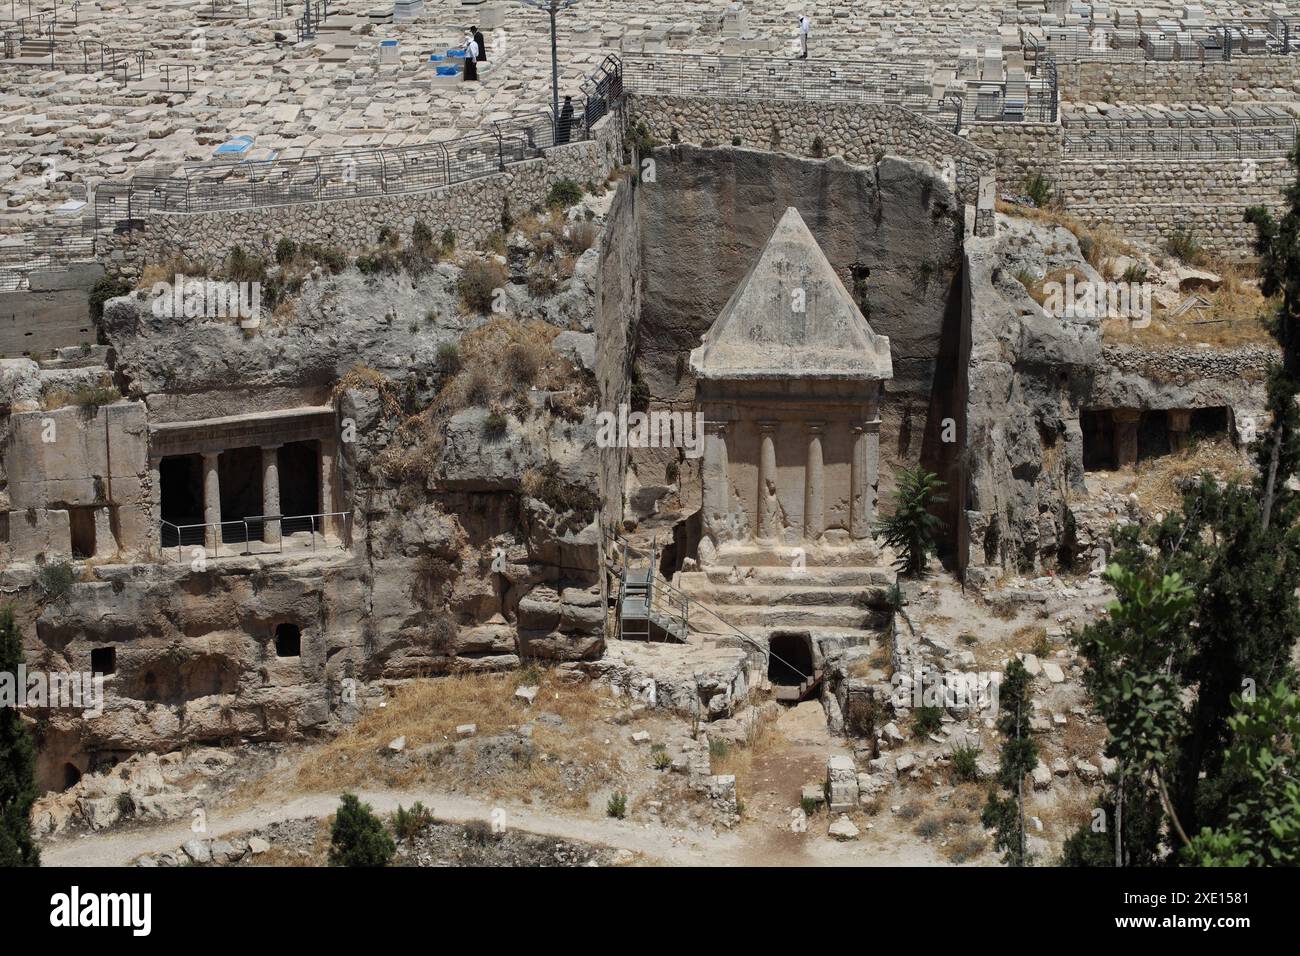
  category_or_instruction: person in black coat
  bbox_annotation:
[556,95,574,144]
[474,27,487,62]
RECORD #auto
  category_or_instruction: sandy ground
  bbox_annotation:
[41,777,947,867]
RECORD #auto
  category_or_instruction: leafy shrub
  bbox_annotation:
[1166,228,1202,265]
[652,750,672,771]
[274,238,297,265]
[546,178,583,210]
[800,795,820,817]
[328,793,395,867]
[1024,171,1055,209]
[391,801,435,841]
[811,135,826,158]
[606,791,627,819]
[225,245,265,284]
[88,276,131,321]
[1120,262,1148,284]
[876,466,946,577]
[115,793,135,817]
[913,704,944,736]
[37,560,75,601]
[950,743,982,783]
[457,258,507,315]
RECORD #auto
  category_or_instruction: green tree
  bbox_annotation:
[1071,565,1194,863]
[328,793,395,867]
[876,467,946,577]
[1184,684,1300,866]
[0,606,39,867]
[982,657,1038,865]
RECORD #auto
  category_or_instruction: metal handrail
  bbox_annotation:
[159,511,352,562]
[602,527,811,681]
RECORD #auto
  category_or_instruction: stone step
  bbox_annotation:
[696,603,890,630]
[691,565,894,587]
[709,543,886,568]
[679,580,891,609]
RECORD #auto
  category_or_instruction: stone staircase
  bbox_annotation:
[677,556,896,702]
[678,561,895,642]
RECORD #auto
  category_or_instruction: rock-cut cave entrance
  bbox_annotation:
[768,631,817,702]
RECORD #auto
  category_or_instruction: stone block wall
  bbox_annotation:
[626,94,995,210]
[1057,56,1300,106]
[1055,156,1292,253]
[966,119,1291,255]
[101,115,624,280]
[2,401,152,564]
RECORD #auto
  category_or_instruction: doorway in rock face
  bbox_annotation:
[768,631,816,692]
[279,440,321,535]
[62,763,82,790]
[219,446,263,543]
[159,454,204,546]
[275,622,301,658]
[1081,409,1116,471]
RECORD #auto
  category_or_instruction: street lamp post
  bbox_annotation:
[516,0,578,140]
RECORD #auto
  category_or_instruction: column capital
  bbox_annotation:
[703,418,730,435]
[806,421,825,434]
[261,442,284,452]
[758,420,778,433]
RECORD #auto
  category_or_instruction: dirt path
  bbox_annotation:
[40,783,942,868]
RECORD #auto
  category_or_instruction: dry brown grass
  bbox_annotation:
[1127,438,1254,512]
[333,365,403,418]
[1104,282,1277,350]
[1038,787,1097,836]
[137,256,210,290]
[375,318,589,484]
[288,670,621,808]
[996,201,1135,272]
[1062,718,1108,761]
[249,820,332,867]
[708,707,785,803]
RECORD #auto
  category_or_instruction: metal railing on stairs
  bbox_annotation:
[601,528,813,684]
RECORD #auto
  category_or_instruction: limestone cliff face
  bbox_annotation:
[630,145,967,535]
[963,214,1271,578]
[9,196,629,788]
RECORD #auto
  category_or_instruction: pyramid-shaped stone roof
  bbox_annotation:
[689,207,893,382]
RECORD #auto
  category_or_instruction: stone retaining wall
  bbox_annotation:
[1057,56,1300,106]
[626,94,995,212]
[967,120,1290,255]
[102,115,624,280]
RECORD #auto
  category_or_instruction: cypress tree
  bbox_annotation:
[0,606,40,867]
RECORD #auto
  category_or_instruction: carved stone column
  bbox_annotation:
[261,444,282,544]
[1113,409,1141,468]
[1167,409,1192,454]
[757,421,779,541]
[851,406,881,539]
[701,420,731,545]
[202,450,221,552]
[804,422,824,540]
[319,437,337,538]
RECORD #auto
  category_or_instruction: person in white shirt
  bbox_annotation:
[797,15,810,59]
[463,30,480,81]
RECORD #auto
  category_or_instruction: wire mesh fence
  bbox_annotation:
[1029,18,1299,64]
[91,53,625,230]
[1062,107,1298,157]
[619,51,1055,127]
